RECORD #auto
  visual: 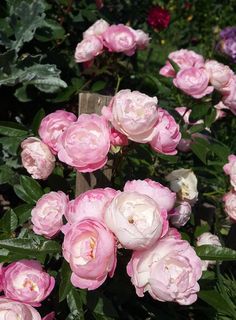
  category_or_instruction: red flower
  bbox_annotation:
[147,6,170,30]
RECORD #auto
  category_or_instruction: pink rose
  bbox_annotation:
[38,110,77,154]
[83,19,109,39]
[110,127,128,147]
[169,201,191,227]
[74,35,103,63]
[160,49,204,78]
[104,191,168,250]
[124,179,176,212]
[223,189,236,221]
[222,76,236,115]
[150,108,181,155]
[205,60,234,91]
[0,264,3,292]
[127,235,202,305]
[196,232,221,271]
[2,260,55,306]
[21,137,55,180]
[223,155,236,190]
[165,227,181,239]
[57,114,110,172]
[129,28,150,50]
[66,188,117,224]
[31,191,69,238]
[0,298,41,320]
[42,312,55,320]
[173,67,214,99]
[62,219,116,290]
[103,89,158,143]
[102,24,136,56]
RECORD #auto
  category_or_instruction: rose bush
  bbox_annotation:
[1,1,236,319]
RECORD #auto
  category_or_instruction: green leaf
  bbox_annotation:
[188,123,205,134]
[190,141,209,164]
[88,293,119,319]
[168,58,180,73]
[0,136,23,155]
[0,122,28,136]
[10,0,46,51]
[13,204,33,225]
[190,104,210,121]
[59,260,73,302]
[31,108,45,135]
[196,245,236,261]
[14,85,31,102]
[91,81,106,92]
[208,143,230,162]
[0,165,19,186]
[13,184,35,204]
[36,18,65,42]
[205,108,217,128]
[67,288,84,320]
[0,238,61,256]
[0,209,18,233]
[20,175,44,202]
[199,290,236,318]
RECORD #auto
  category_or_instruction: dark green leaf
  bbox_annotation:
[91,81,106,92]
[0,136,23,155]
[67,288,84,320]
[0,209,18,232]
[13,184,35,204]
[31,108,45,135]
[0,122,28,136]
[0,238,61,256]
[190,141,208,164]
[13,203,33,225]
[196,245,236,261]
[199,290,236,318]
[20,175,44,202]
[0,165,19,185]
[59,260,73,302]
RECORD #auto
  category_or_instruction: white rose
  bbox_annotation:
[166,168,198,204]
[104,191,168,250]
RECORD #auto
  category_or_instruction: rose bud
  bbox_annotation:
[223,189,236,221]
[223,155,236,190]
[83,19,109,39]
[0,298,41,320]
[74,35,103,63]
[169,201,192,227]
[205,60,234,91]
[21,137,55,180]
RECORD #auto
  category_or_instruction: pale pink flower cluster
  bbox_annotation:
[28,177,202,304]
[223,155,236,221]
[0,261,55,319]
[160,49,236,115]
[166,169,198,227]
[75,19,150,64]
[102,89,181,155]
[21,110,112,175]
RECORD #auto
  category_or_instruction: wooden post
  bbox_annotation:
[76,93,112,196]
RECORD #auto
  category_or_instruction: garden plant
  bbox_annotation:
[1,0,236,319]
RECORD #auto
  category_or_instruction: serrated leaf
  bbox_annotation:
[32,77,67,93]
[0,238,61,256]
[0,122,28,136]
[0,209,18,232]
[20,175,44,202]
[196,245,236,261]
[59,260,72,302]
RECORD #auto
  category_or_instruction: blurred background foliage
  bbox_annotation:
[1,0,236,319]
